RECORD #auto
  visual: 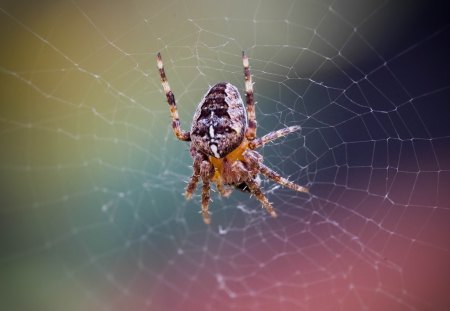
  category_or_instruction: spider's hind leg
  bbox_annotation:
[200,161,215,224]
[258,162,309,194]
[246,178,277,218]
[216,182,233,198]
[234,174,260,193]
[185,154,203,200]
[201,180,212,224]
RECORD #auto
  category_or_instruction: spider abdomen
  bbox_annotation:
[190,83,247,158]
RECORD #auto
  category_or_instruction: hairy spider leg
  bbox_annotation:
[200,161,214,224]
[185,154,202,199]
[157,53,191,141]
[242,51,257,141]
[258,162,309,193]
[201,180,211,224]
[246,178,277,218]
[248,125,302,149]
[216,182,232,197]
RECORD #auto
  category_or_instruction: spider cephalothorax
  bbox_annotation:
[157,52,308,224]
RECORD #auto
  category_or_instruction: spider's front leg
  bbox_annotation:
[157,53,191,141]
[242,52,257,141]
[248,126,301,150]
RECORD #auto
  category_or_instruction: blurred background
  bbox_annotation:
[1,0,449,310]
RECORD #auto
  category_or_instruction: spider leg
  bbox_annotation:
[242,51,257,141]
[185,154,202,200]
[246,178,277,218]
[216,182,233,197]
[157,53,191,141]
[200,161,214,224]
[248,126,301,149]
[258,162,309,194]
[201,180,212,224]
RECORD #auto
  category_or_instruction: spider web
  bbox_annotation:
[1,0,450,310]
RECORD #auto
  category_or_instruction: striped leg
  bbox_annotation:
[216,182,232,197]
[200,161,214,224]
[248,126,301,149]
[258,162,309,193]
[185,154,202,200]
[201,180,212,224]
[246,178,277,218]
[157,53,190,141]
[242,51,257,141]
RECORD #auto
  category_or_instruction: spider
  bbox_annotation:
[157,52,309,224]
